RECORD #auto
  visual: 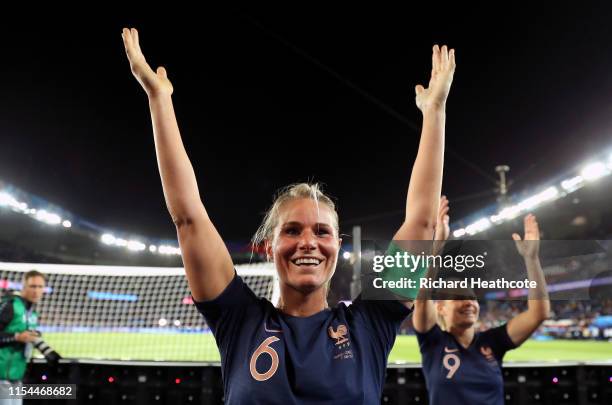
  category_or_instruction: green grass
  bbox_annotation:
[389,336,612,363]
[43,333,611,363]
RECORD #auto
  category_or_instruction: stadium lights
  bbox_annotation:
[342,251,351,260]
[2,184,183,257]
[465,217,491,236]
[453,228,466,238]
[518,186,559,210]
[159,245,181,255]
[561,176,583,192]
[101,234,180,256]
[452,149,612,238]
[35,209,61,225]
[101,234,116,245]
[127,240,146,252]
[1,189,74,231]
[0,192,16,207]
[581,161,609,181]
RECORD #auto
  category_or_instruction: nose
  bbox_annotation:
[463,300,477,308]
[297,229,317,251]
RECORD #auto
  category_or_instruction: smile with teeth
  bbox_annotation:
[292,257,323,266]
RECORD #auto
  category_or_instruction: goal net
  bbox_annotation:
[0,262,279,362]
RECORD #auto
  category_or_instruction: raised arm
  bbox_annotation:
[413,196,449,333]
[122,28,233,301]
[506,214,550,346]
[394,45,455,242]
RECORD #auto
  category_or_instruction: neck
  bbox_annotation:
[448,325,475,348]
[278,285,328,317]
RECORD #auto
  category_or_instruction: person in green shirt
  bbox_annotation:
[0,270,59,405]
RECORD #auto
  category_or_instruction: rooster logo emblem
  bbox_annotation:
[328,324,349,346]
[480,346,495,362]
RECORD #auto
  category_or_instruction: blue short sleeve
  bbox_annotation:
[350,297,412,355]
[193,271,260,353]
[415,324,444,353]
[480,323,517,362]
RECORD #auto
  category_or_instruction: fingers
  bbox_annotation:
[131,28,144,55]
[441,45,449,69]
[415,84,425,96]
[432,44,440,72]
[157,66,168,78]
[122,27,136,59]
[524,213,540,239]
[512,233,522,241]
[122,27,144,60]
[132,27,139,45]
[432,44,456,73]
[440,206,449,216]
[121,28,130,50]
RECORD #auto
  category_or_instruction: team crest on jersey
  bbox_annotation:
[480,345,497,364]
[328,324,348,345]
[328,323,353,360]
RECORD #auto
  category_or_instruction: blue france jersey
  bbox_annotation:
[194,273,412,404]
[416,324,516,405]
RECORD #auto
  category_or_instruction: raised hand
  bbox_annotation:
[415,45,456,112]
[122,28,173,98]
[512,214,540,259]
[434,196,450,242]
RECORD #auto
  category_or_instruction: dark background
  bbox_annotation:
[2,4,612,244]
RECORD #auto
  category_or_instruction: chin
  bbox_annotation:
[291,277,325,293]
[460,320,476,329]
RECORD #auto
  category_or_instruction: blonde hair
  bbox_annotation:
[252,183,339,249]
[252,183,340,308]
[436,301,448,331]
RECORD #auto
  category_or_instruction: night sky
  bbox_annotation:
[2,4,612,244]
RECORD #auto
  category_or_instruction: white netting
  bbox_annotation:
[0,262,278,362]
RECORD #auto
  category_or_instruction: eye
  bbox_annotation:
[284,227,299,235]
[316,227,331,236]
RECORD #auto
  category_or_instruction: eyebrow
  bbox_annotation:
[282,222,332,228]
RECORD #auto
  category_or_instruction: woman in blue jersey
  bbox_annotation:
[414,200,550,405]
[121,27,455,404]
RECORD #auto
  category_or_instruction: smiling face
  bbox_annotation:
[438,299,480,330]
[268,198,341,295]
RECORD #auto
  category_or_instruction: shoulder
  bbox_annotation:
[2,295,23,309]
[415,324,446,351]
[479,323,511,341]
[349,296,412,321]
[477,323,516,354]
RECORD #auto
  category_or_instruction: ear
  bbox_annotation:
[436,300,446,315]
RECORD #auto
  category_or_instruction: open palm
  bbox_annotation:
[415,45,456,112]
[434,196,450,242]
[122,28,173,98]
[513,214,540,259]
